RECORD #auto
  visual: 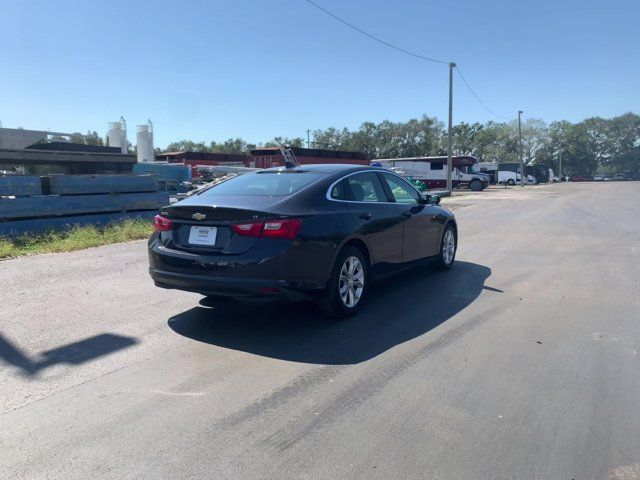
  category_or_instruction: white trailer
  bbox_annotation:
[376,155,490,191]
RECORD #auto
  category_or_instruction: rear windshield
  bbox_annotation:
[201,170,326,196]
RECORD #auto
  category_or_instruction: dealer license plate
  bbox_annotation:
[188,226,217,246]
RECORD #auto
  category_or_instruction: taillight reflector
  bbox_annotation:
[153,214,173,231]
[231,219,302,240]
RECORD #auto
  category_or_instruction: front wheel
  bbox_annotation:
[470,180,483,191]
[507,178,515,186]
[432,225,457,271]
[317,246,368,318]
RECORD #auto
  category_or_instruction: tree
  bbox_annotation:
[310,128,346,150]
[471,121,516,162]
[69,131,104,146]
[348,122,379,159]
[309,115,442,159]
[606,113,640,175]
[519,118,548,164]
[452,122,483,156]
[535,120,572,172]
[561,123,599,176]
[84,131,104,146]
[157,112,639,175]
[69,132,85,144]
[582,116,612,172]
[612,146,640,178]
[164,140,209,152]
[263,137,305,148]
[210,138,255,154]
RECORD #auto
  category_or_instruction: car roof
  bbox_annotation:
[261,163,371,174]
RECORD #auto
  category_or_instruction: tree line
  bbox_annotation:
[165,112,639,177]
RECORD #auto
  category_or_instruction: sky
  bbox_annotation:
[1,0,638,149]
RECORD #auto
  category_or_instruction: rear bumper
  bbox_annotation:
[147,233,333,301]
[150,268,315,302]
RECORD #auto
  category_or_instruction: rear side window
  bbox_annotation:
[331,172,388,202]
[202,171,325,196]
[330,179,349,200]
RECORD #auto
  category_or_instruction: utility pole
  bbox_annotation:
[559,146,562,182]
[518,110,523,187]
[306,129,311,149]
[447,62,456,194]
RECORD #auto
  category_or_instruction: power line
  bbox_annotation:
[304,0,449,65]
[455,65,511,120]
[304,0,512,121]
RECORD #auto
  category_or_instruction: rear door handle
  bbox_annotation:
[358,212,372,220]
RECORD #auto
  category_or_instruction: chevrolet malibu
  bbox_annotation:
[148,164,457,317]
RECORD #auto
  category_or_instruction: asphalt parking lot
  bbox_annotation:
[1,182,640,479]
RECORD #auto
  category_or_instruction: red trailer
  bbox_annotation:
[155,151,246,177]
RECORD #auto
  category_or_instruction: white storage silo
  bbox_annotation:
[136,120,154,163]
[106,117,128,154]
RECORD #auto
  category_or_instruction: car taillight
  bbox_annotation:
[231,221,264,237]
[231,219,302,240]
[263,219,302,239]
[153,214,173,231]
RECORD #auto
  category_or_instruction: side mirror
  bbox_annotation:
[427,194,440,206]
[418,194,440,205]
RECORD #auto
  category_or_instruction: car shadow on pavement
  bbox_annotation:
[0,333,138,376]
[167,261,492,365]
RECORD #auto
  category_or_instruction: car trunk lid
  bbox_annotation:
[163,195,288,254]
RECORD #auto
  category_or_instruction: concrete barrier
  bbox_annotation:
[0,173,169,236]
[48,174,158,195]
[0,192,169,220]
[0,176,41,196]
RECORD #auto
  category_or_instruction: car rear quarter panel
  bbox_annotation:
[271,185,353,286]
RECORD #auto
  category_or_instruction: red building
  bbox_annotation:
[155,147,369,176]
[248,147,368,168]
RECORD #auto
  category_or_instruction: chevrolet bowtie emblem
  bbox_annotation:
[192,212,206,221]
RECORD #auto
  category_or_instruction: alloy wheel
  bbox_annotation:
[338,256,365,308]
[442,230,456,265]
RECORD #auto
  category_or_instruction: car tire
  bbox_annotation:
[507,178,515,186]
[470,180,483,191]
[432,224,457,271]
[317,246,368,318]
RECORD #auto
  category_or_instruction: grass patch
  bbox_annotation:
[0,219,154,260]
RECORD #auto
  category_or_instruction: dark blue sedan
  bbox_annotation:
[148,164,457,317]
